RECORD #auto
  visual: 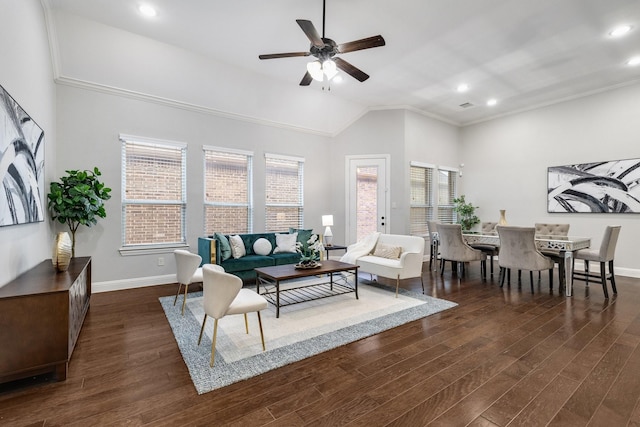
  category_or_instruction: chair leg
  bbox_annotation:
[584,260,590,285]
[518,270,522,285]
[548,269,553,291]
[489,255,494,276]
[181,284,189,315]
[210,319,219,367]
[440,258,445,275]
[499,267,505,287]
[174,283,183,306]
[600,262,609,298]
[395,275,400,298]
[244,313,249,334]
[529,271,534,293]
[197,314,207,345]
[257,311,266,351]
[609,260,618,294]
[420,276,425,294]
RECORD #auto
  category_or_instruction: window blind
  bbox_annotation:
[409,164,434,235]
[265,154,304,232]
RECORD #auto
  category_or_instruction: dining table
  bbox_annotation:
[430,231,591,297]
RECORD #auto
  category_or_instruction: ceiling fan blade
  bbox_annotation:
[259,52,310,60]
[300,72,313,86]
[334,57,369,82]
[338,35,385,54]
[296,19,325,48]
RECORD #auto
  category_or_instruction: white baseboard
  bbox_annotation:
[92,274,176,293]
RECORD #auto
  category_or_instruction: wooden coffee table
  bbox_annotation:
[255,260,359,318]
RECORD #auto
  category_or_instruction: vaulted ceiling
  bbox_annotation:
[47,0,640,134]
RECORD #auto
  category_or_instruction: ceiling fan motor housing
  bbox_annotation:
[311,38,338,61]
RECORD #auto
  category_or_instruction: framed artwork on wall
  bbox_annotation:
[547,158,640,213]
[0,83,45,226]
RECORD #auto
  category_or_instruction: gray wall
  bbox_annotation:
[56,85,332,287]
[0,0,56,287]
[461,83,640,276]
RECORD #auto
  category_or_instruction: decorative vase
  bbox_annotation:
[498,210,508,226]
[52,231,72,272]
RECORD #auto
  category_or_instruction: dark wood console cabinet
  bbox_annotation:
[0,257,91,384]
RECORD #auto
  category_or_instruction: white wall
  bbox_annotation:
[461,83,640,276]
[0,0,56,287]
[56,85,332,286]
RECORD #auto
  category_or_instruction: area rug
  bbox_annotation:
[159,279,457,394]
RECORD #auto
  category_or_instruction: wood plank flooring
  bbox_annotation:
[2,263,640,426]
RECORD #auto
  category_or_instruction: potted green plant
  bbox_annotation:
[47,167,112,257]
[453,195,480,231]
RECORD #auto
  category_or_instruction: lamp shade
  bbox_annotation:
[322,215,334,226]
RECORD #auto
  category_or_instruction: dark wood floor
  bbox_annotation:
[2,263,640,426]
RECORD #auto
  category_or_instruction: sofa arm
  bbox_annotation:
[397,251,424,278]
[198,237,220,266]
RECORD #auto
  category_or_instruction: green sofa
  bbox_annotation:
[198,230,315,281]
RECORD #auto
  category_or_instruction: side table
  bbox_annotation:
[324,244,347,260]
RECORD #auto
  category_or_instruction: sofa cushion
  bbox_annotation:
[214,232,232,261]
[373,243,402,259]
[271,252,302,265]
[274,232,298,253]
[221,255,274,273]
[253,238,272,256]
[289,228,313,249]
[229,235,246,259]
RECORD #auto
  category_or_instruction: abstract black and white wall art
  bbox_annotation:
[0,84,45,226]
[548,158,640,213]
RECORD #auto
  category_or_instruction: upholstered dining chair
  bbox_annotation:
[496,226,555,293]
[197,264,268,367]
[427,220,441,271]
[572,225,621,298]
[534,223,570,285]
[436,223,486,279]
[470,221,500,277]
[174,249,205,315]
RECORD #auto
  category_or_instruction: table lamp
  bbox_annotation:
[322,215,334,246]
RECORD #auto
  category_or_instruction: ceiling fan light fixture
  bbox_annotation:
[307,61,324,81]
[323,60,338,80]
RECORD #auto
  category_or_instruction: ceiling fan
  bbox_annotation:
[258,0,385,86]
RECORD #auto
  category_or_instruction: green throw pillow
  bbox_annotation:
[289,228,313,249]
[214,232,232,261]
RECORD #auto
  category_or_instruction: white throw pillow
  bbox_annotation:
[229,235,246,259]
[273,232,298,254]
[253,238,272,256]
[373,243,402,259]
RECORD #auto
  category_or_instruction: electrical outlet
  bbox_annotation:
[158,257,164,266]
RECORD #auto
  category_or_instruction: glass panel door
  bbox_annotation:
[347,156,389,244]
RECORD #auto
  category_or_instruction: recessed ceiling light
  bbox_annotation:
[139,4,157,17]
[628,57,640,66]
[609,25,632,37]
[487,98,497,106]
[456,83,469,93]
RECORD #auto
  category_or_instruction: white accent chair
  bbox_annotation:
[197,265,268,367]
[174,249,204,315]
[572,225,621,298]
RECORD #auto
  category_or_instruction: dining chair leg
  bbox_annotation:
[548,269,553,291]
[609,260,618,294]
[499,267,505,287]
[517,270,522,285]
[529,271,534,293]
[599,262,609,298]
[584,260,590,285]
[507,269,511,285]
[197,314,207,345]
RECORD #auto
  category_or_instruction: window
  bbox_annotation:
[437,167,458,223]
[120,135,186,249]
[203,146,253,234]
[265,153,304,232]
[409,162,435,235]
